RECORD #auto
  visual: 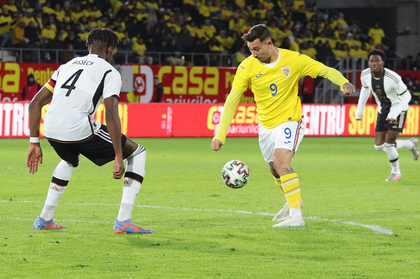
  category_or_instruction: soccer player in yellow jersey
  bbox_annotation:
[211,24,355,228]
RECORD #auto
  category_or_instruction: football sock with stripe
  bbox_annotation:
[281,173,302,219]
[117,145,146,222]
[274,177,284,194]
[40,160,74,221]
[384,143,400,174]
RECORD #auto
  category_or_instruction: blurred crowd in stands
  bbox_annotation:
[0,0,419,69]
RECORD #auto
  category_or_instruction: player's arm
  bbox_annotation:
[211,87,243,151]
[318,65,355,94]
[386,90,411,121]
[26,86,53,174]
[355,86,370,120]
[104,96,124,179]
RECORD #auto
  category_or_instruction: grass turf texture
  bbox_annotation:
[1,137,420,278]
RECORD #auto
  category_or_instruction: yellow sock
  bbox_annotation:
[274,177,284,194]
[280,173,301,209]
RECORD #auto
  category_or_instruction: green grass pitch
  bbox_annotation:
[1,137,419,278]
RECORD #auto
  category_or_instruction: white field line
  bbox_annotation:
[0,200,394,234]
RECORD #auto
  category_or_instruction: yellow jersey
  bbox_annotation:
[232,48,323,129]
[368,28,385,46]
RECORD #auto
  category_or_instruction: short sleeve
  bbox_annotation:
[103,70,122,99]
[44,65,62,93]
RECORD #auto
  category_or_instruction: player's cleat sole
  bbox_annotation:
[113,218,156,234]
[272,216,305,228]
[410,137,419,161]
[272,202,289,222]
[33,216,67,230]
[385,173,402,181]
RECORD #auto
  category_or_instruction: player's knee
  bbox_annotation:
[127,145,146,160]
[125,145,146,178]
[384,142,396,149]
[68,155,80,168]
[136,146,146,161]
[53,160,75,181]
[374,144,385,152]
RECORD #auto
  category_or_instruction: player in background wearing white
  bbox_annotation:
[211,24,355,227]
[26,28,155,234]
[356,49,419,181]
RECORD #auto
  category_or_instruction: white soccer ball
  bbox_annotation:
[221,160,250,189]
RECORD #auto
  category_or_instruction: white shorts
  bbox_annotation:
[259,119,305,163]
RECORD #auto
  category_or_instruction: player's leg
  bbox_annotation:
[270,120,305,228]
[374,131,386,152]
[269,163,290,221]
[78,125,155,234]
[33,141,80,230]
[374,112,401,181]
[113,138,155,234]
[394,111,418,160]
[259,124,289,222]
[271,148,305,228]
[384,130,402,181]
[396,138,419,160]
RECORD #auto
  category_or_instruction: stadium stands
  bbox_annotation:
[0,0,418,69]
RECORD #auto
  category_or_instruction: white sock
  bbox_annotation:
[40,160,73,221]
[117,146,146,222]
[117,203,134,222]
[390,160,400,174]
[384,144,400,174]
[117,178,141,221]
[396,140,413,150]
[289,208,303,220]
[40,185,66,221]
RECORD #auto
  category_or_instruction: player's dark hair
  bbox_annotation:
[368,49,386,61]
[86,28,119,50]
[242,24,271,43]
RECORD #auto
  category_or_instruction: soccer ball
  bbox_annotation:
[221,160,250,189]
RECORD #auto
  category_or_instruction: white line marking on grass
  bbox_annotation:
[305,217,394,235]
[0,200,394,234]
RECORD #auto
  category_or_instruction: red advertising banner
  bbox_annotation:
[0,63,255,103]
[128,64,254,103]
[1,103,419,138]
[2,62,420,105]
[0,62,60,102]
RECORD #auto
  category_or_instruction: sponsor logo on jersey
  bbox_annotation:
[256,74,263,78]
[282,66,290,77]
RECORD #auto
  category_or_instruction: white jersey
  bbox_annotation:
[356,68,410,120]
[44,54,122,142]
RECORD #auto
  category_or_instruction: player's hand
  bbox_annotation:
[113,155,125,179]
[386,117,398,124]
[26,143,43,174]
[342,83,355,95]
[211,139,222,151]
